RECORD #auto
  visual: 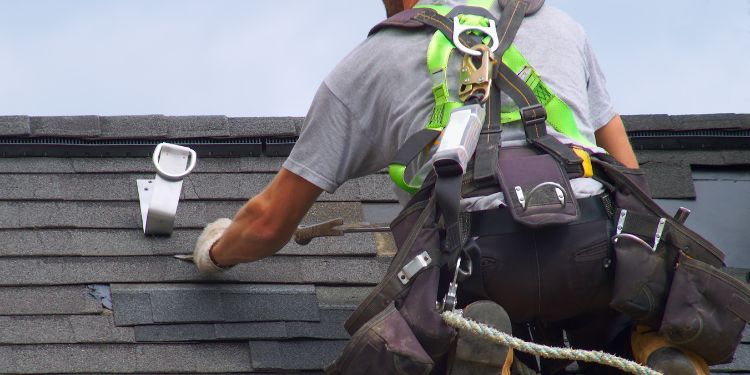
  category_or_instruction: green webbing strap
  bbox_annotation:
[501,45,596,148]
[418,4,463,130]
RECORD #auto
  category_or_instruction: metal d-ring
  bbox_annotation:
[452,16,499,56]
[611,233,657,253]
[519,182,567,210]
[153,143,197,181]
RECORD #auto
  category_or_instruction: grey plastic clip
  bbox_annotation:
[137,143,197,236]
[397,251,432,285]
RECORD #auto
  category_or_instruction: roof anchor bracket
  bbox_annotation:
[137,143,197,236]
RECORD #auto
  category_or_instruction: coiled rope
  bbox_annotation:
[442,310,663,375]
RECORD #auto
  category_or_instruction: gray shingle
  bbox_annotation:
[112,292,153,326]
[0,201,362,229]
[0,315,134,344]
[0,286,102,315]
[622,114,673,132]
[228,117,300,137]
[165,116,230,138]
[249,340,346,371]
[112,284,318,325]
[29,116,101,138]
[315,286,372,309]
[0,256,388,286]
[0,343,253,373]
[712,343,750,372]
[0,228,375,257]
[0,173,394,202]
[134,324,216,342]
[640,161,696,199]
[0,157,285,174]
[0,116,30,136]
[135,321,289,342]
[99,115,169,139]
[215,322,288,340]
[671,113,744,131]
[285,308,352,339]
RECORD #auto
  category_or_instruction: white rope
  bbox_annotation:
[442,310,663,375]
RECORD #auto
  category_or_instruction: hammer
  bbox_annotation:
[293,218,391,245]
[174,218,391,261]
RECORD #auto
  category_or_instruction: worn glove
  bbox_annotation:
[193,218,233,273]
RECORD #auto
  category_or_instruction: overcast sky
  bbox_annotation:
[0,0,748,117]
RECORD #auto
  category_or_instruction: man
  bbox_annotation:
[193,0,708,373]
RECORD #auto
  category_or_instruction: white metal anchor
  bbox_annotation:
[137,143,197,235]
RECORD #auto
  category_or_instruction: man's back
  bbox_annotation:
[284,1,614,195]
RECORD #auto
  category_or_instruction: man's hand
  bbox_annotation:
[192,218,232,273]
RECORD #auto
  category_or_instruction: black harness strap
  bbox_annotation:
[473,0,529,186]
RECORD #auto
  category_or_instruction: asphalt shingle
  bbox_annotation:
[112,284,318,325]
[0,256,388,286]
[0,343,254,373]
[135,321,288,342]
[0,116,30,136]
[0,315,134,344]
[0,286,102,315]
[29,116,101,138]
[622,114,673,132]
[164,116,230,138]
[249,340,346,371]
[99,115,169,139]
[639,161,696,199]
[0,201,363,229]
[0,228,376,257]
[228,117,300,137]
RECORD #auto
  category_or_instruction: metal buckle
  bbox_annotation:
[520,104,547,126]
[452,16,499,56]
[137,143,197,236]
[397,251,432,285]
[459,44,493,103]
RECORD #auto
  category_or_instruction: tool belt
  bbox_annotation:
[592,154,750,365]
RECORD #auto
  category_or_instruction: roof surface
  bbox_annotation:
[0,114,747,374]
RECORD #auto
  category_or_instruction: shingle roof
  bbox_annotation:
[0,114,747,374]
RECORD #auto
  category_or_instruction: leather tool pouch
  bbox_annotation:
[660,252,750,365]
[326,303,434,375]
[609,209,671,329]
[335,189,455,374]
[496,146,579,227]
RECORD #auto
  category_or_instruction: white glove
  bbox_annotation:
[193,218,233,273]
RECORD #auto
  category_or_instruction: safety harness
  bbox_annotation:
[385,0,594,195]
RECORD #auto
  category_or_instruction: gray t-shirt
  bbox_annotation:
[284,0,616,197]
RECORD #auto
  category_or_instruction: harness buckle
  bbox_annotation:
[459,44,494,103]
[520,104,547,126]
[452,16,499,56]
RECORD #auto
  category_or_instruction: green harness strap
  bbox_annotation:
[417,1,594,148]
[390,1,595,193]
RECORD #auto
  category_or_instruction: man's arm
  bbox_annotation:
[595,114,639,169]
[208,168,323,267]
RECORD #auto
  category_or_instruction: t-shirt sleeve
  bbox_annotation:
[282,82,389,194]
[583,37,617,131]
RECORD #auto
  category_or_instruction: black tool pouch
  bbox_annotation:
[609,209,671,328]
[326,303,435,375]
[659,252,750,365]
[339,187,456,372]
[496,146,579,227]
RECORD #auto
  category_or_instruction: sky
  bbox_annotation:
[0,0,748,117]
